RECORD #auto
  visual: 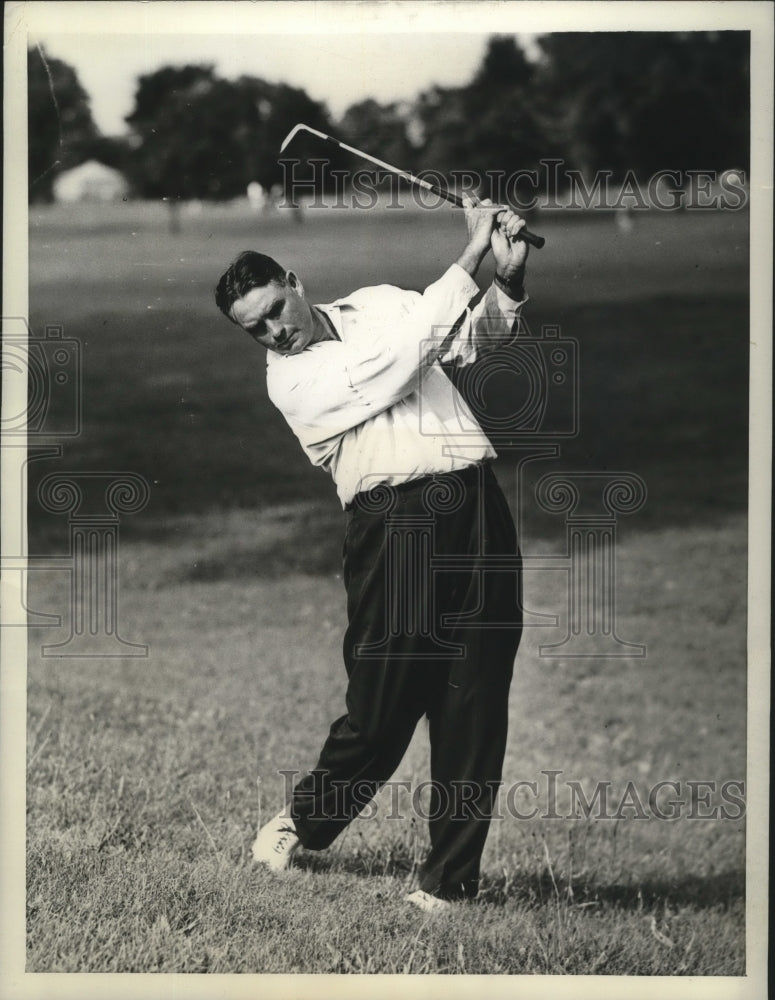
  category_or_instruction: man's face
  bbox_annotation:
[230,274,315,356]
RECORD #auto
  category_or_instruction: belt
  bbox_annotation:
[345,461,490,513]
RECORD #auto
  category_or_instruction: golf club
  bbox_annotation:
[280,123,546,250]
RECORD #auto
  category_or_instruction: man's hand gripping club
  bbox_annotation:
[456,196,528,298]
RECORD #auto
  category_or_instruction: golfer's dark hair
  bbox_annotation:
[214,251,287,322]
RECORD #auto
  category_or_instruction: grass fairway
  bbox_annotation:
[26,518,746,974]
[27,202,748,537]
[24,203,749,974]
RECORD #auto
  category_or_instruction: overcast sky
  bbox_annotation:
[29,27,533,136]
[24,1,754,138]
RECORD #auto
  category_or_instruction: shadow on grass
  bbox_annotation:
[476,868,745,912]
[27,291,748,552]
[295,847,743,912]
[294,837,417,882]
[182,534,344,581]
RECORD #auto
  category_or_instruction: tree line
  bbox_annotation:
[28,33,749,203]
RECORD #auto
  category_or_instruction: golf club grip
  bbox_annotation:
[440,188,545,249]
[514,228,545,250]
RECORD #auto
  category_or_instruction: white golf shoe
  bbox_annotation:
[406,889,454,914]
[251,810,300,872]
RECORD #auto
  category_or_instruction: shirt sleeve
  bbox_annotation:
[437,281,528,368]
[267,263,481,446]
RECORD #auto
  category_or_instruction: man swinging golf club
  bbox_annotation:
[215,195,529,912]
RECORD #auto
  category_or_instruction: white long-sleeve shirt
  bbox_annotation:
[266,263,527,507]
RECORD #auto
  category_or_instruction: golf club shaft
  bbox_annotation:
[293,127,546,250]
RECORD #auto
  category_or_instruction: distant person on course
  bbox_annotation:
[214,197,529,912]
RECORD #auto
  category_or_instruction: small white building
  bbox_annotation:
[53,160,129,203]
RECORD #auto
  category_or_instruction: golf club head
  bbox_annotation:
[279,123,328,154]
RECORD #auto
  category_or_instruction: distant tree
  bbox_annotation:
[125,65,248,201]
[413,86,472,174]
[338,99,415,171]
[235,77,342,193]
[124,66,340,210]
[534,32,750,180]
[414,38,548,195]
[628,32,749,174]
[471,35,535,91]
[82,134,134,176]
[28,45,99,202]
[125,64,217,133]
[407,32,748,200]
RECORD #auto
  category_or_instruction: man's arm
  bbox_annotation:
[268,264,479,434]
[269,201,530,440]
[439,199,530,366]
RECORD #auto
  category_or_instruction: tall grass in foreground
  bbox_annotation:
[26,516,746,974]
[24,204,749,973]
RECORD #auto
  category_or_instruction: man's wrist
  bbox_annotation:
[494,270,526,299]
[456,242,489,277]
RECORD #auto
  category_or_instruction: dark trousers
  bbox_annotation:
[291,462,522,899]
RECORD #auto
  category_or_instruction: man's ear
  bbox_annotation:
[286,270,304,298]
